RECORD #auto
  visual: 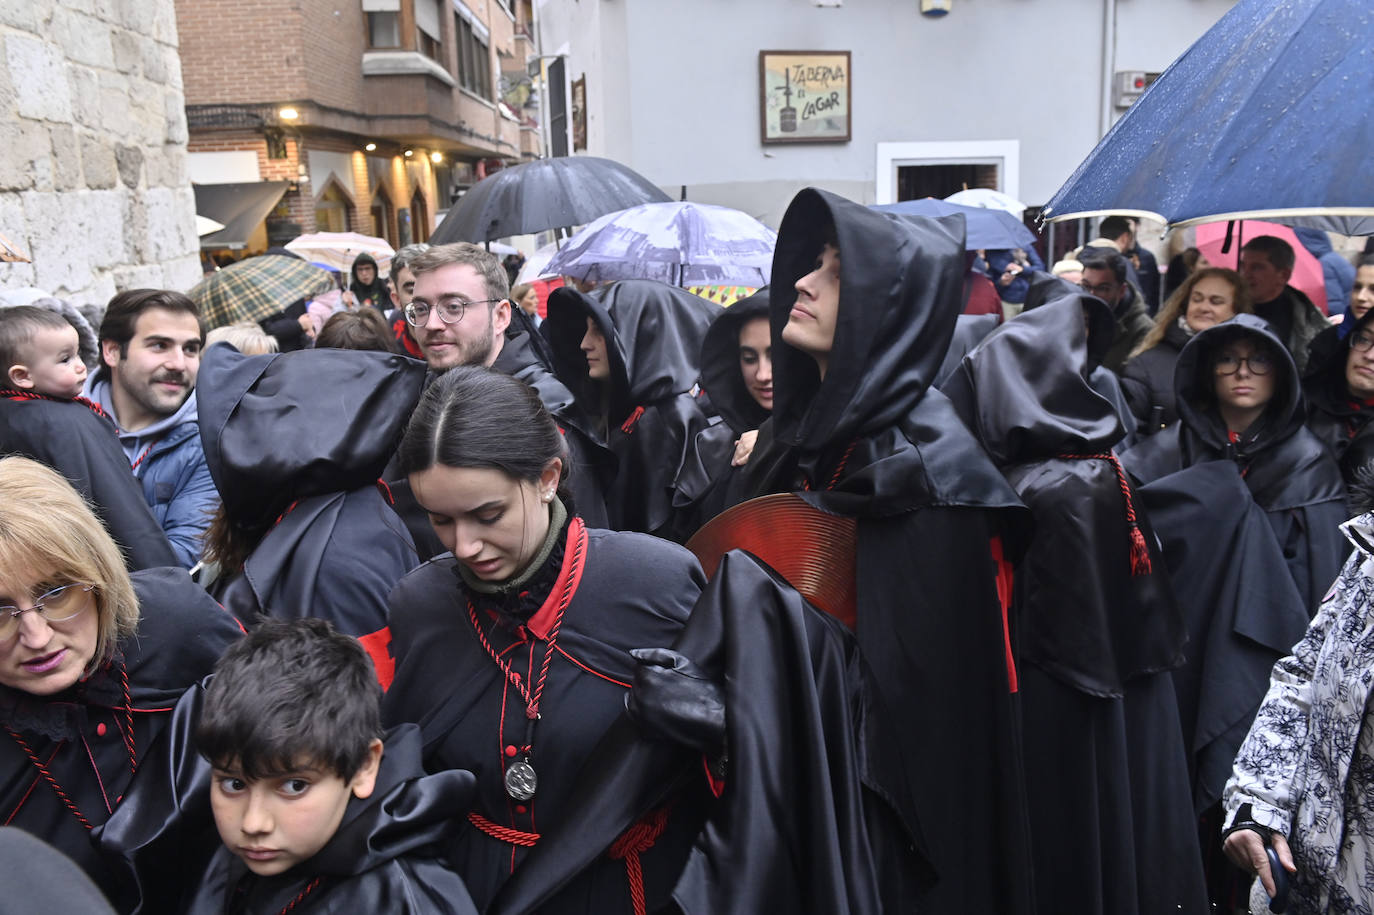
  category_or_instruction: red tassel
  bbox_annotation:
[1128,524,1152,576]
[620,405,646,434]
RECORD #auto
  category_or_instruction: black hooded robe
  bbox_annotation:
[737,188,1035,915]
[544,281,719,540]
[1304,307,1374,510]
[673,290,773,536]
[0,394,178,570]
[183,724,479,915]
[197,344,425,671]
[942,295,1207,915]
[1121,313,1347,615]
[382,520,707,914]
[0,567,243,913]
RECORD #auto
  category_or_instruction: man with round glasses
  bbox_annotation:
[397,244,611,531]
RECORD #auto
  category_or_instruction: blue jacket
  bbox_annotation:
[1295,226,1356,321]
[85,378,218,568]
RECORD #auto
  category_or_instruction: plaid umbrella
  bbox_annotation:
[189,255,337,329]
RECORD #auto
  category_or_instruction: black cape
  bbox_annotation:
[544,280,719,539]
[0,393,178,570]
[1303,306,1374,504]
[942,295,1207,914]
[183,724,479,915]
[1121,313,1347,613]
[739,187,1035,915]
[382,521,705,913]
[488,549,929,915]
[0,567,243,912]
[491,326,613,529]
[198,344,423,647]
[673,290,773,536]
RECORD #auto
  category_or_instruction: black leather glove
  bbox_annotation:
[624,648,726,757]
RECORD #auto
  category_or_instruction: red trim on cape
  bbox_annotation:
[524,517,588,640]
[989,536,1018,694]
[357,627,396,690]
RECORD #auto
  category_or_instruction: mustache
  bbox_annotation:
[151,372,187,386]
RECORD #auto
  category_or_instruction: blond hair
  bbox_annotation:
[205,321,279,355]
[0,457,138,669]
[1131,267,1252,358]
[409,243,510,302]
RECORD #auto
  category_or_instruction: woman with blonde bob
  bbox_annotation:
[0,457,241,910]
[1121,267,1252,433]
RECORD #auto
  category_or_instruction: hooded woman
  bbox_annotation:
[197,344,425,661]
[1305,305,1374,495]
[543,280,719,539]
[942,295,1207,915]
[673,289,772,534]
[347,253,390,313]
[738,188,1035,915]
[1121,315,1347,614]
[1121,267,1251,434]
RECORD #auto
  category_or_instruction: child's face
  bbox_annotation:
[210,742,382,877]
[9,326,86,398]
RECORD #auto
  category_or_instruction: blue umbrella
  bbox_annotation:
[544,202,777,287]
[871,198,1036,250]
[1045,0,1374,232]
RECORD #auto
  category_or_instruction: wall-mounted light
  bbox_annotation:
[430,151,443,163]
[403,148,414,158]
[279,107,299,120]
[365,142,377,151]
[920,0,952,15]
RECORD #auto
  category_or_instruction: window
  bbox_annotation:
[366,11,400,48]
[415,0,443,63]
[417,29,442,62]
[454,13,491,99]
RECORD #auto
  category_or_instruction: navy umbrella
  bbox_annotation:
[1044,0,1374,232]
[871,198,1036,250]
[430,156,672,243]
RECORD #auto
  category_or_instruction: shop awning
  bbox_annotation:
[194,181,290,250]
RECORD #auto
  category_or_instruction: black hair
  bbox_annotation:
[194,618,381,780]
[1240,235,1296,273]
[1358,254,1374,270]
[315,308,400,354]
[98,289,204,357]
[0,306,73,377]
[1080,250,1128,284]
[397,365,570,494]
[1098,215,1132,241]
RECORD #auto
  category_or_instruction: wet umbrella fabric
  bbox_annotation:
[430,156,672,243]
[284,231,395,275]
[872,198,1036,251]
[1044,0,1374,230]
[544,202,778,287]
[188,255,336,329]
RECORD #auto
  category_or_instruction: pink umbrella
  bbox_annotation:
[1195,221,1328,314]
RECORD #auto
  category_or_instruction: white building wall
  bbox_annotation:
[0,0,200,305]
[541,0,1237,226]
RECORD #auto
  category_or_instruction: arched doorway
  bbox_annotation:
[314,179,355,233]
[410,187,429,242]
[371,185,395,246]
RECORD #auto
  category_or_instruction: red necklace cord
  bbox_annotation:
[608,803,673,915]
[3,661,138,831]
[466,526,586,721]
[279,877,321,914]
[129,442,156,471]
[1058,452,1152,576]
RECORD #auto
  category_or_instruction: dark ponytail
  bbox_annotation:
[398,366,571,498]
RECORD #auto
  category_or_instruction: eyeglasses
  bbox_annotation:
[1214,352,1274,375]
[1079,281,1120,298]
[1352,332,1374,353]
[0,583,94,641]
[403,298,504,327]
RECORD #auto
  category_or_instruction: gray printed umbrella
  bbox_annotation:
[430,156,672,243]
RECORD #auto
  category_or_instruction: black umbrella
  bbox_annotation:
[430,156,671,244]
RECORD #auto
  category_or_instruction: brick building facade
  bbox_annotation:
[176,0,539,252]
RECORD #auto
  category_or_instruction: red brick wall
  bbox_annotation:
[175,0,310,104]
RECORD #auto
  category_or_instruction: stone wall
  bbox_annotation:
[0,0,199,306]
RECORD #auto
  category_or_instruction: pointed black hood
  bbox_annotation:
[198,343,427,528]
[699,288,771,434]
[943,296,1123,466]
[769,188,966,450]
[545,280,719,425]
[1172,313,1303,457]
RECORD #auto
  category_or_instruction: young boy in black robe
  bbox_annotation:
[185,618,478,915]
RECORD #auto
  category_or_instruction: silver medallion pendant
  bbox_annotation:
[505,758,538,801]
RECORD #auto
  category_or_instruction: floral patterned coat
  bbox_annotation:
[1223,513,1374,914]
